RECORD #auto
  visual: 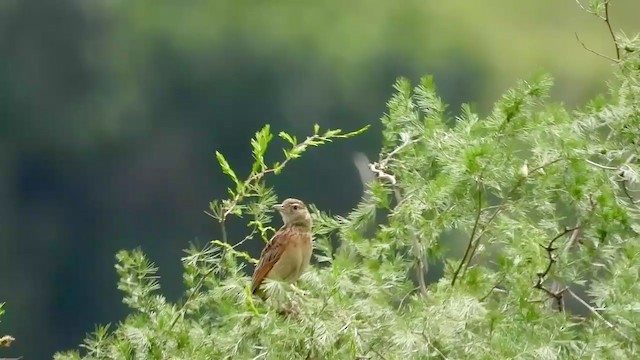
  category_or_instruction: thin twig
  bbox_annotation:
[371,138,428,296]
[169,265,217,330]
[451,181,483,286]
[359,328,389,360]
[565,288,630,341]
[575,33,620,63]
[378,136,420,168]
[172,215,236,331]
[534,227,580,282]
[576,0,620,62]
[397,286,419,310]
[533,226,580,312]
[465,160,562,271]
[574,0,620,61]
[220,129,358,222]
[617,165,638,206]
[479,286,507,302]
[529,158,563,174]
[585,159,639,206]
[585,159,619,170]
[220,220,228,243]
[452,158,563,285]
[620,181,638,205]
[603,0,621,60]
[563,222,583,253]
[392,188,428,297]
[417,332,450,360]
[415,252,428,297]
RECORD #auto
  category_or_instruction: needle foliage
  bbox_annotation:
[54,33,640,360]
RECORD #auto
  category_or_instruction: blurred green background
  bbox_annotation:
[0,0,638,358]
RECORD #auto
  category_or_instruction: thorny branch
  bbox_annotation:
[574,0,621,61]
[533,226,580,311]
[529,191,601,312]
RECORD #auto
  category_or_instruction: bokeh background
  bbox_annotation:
[1,0,638,358]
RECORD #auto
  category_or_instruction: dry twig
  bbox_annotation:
[574,0,621,61]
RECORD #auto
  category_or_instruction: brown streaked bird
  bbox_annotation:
[251,198,313,295]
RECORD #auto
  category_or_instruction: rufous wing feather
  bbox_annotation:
[251,226,290,294]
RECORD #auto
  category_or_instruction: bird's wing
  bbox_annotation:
[251,225,292,294]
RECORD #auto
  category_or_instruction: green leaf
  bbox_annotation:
[251,125,273,172]
[215,151,240,188]
[278,131,297,146]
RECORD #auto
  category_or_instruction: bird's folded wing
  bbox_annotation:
[251,226,291,294]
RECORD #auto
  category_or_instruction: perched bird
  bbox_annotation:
[251,198,313,295]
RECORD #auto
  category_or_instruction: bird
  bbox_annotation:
[251,198,313,296]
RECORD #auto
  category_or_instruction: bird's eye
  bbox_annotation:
[292,205,299,210]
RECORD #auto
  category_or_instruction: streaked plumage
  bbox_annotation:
[251,198,313,295]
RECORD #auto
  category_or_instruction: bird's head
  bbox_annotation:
[272,198,311,227]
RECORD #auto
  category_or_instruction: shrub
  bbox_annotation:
[54,29,640,360]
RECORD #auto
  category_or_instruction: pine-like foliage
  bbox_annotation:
[55,34,640,360]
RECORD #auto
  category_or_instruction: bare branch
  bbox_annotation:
[620,181,638,205]
[585,158,619,170]
[617,165,639,206]
[566,288,631,341]
[575,33,620,63]
[451,181,483,286]
[479,282,507,302]
[574,0,620,61]
[532,226,580,312]
[603,0,621,60]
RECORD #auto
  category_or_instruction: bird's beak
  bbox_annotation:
[272,204,284,211]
